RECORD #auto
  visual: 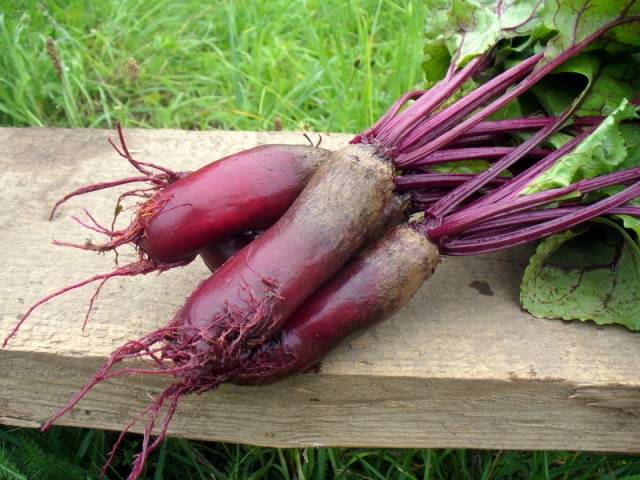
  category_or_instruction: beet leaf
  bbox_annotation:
[521,218,640,331]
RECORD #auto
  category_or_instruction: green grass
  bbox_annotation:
[1,426,640,480]
[1,0,424,132]
[2,1,640,479]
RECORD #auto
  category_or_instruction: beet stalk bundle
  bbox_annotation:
[6,5,640,480]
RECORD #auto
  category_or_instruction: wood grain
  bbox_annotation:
[1,127,639,451]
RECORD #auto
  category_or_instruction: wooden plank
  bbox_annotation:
[1,127,639,451]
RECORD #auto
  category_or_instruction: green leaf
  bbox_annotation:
[419,0,640,331]
[521,218,640,331]
[531,53,640,119]
[617,214,640,241]
[488,96,523,121]
[429,159,493,174]
[540,0,640,65]
[522,99,640,193]
[544,131,573,149]
[423,0,542,80]
[429,159,512,176]
[578,54,640,116]
[529,53,601,116]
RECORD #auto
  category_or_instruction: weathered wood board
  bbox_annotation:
[1,128,639,451]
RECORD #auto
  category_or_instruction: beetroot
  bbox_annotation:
[133,143,329,264]
[5,137,330,347]
[235,224,439,385]
[199,194,407,273]
[41,145,397,479]
[167,144,395,369]
[52,131,330,265]
[42,219,427,480]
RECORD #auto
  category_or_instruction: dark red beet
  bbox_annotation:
[234,224,439,385]
[168,144,395,369]
[42,224,435,480]
[55,142,330,264]
[137,144,330,264]
[5,139,330,347]
[41,145,395,479]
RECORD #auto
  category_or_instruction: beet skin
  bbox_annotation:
[199,194,407,273]
[235,224,440,385]
[139,144,330,263]
[170,144,396,368]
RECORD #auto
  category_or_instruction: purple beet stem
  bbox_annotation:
[372,14,640,254]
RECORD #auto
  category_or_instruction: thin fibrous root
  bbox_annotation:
[41,324,233,480]
[214,277,285,361]
[52,194,172,254]
[49,122,184,221]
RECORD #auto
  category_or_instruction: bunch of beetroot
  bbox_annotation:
[5,4,640,479]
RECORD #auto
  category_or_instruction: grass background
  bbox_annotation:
[1,1,639,478]
[1,0,424,131]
